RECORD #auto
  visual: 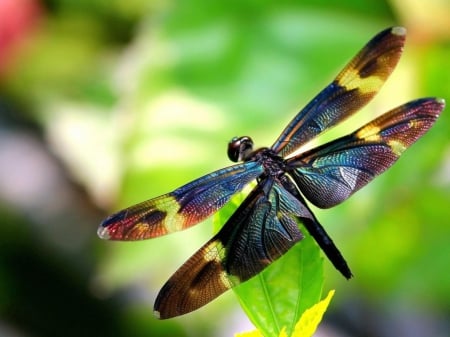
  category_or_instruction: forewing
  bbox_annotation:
[287,98,444,208]
[271,26,406,157]
[98,161,263,240]
[153,179,305,319]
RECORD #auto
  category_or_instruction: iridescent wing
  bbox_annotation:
[287,98,444,209]
[98,161,263,240]
[277,175,352,279]
[153,178,309,319]
[271,26,406,157]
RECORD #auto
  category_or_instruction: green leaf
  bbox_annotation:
[213,191,324,337]
[235,327,289,337]
[234,330,266,337]
[235,290,335,337]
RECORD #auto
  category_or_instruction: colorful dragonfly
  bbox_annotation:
[98,27,445,319]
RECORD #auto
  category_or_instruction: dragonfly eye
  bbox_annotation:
[228,136,254,162]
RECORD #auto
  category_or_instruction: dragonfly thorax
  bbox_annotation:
[228,136,286,177]
[255,148,287,179]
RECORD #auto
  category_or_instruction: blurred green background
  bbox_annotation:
[0,0,449,336]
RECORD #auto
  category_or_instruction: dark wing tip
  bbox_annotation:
[435,97,446,110]
[413,97,446,120]
[97,226,111,240]
[153,310,162,320]
[97,210,127,240]
[391,26,407,37]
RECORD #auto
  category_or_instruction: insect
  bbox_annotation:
[98,27,445,319]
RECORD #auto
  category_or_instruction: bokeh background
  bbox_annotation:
[0,1,449,336]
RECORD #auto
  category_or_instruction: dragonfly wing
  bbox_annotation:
[98,161,263,240]
[271,26,406,157]
[153,179,306,319]
[287,98,444,208]
[278,175,352,278]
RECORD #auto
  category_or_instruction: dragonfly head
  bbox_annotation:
[228,136,254,162]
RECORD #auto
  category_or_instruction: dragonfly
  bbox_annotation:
[98,26,445,319]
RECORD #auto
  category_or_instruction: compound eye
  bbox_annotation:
[227,136,253,162]
[227,137,241,162]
